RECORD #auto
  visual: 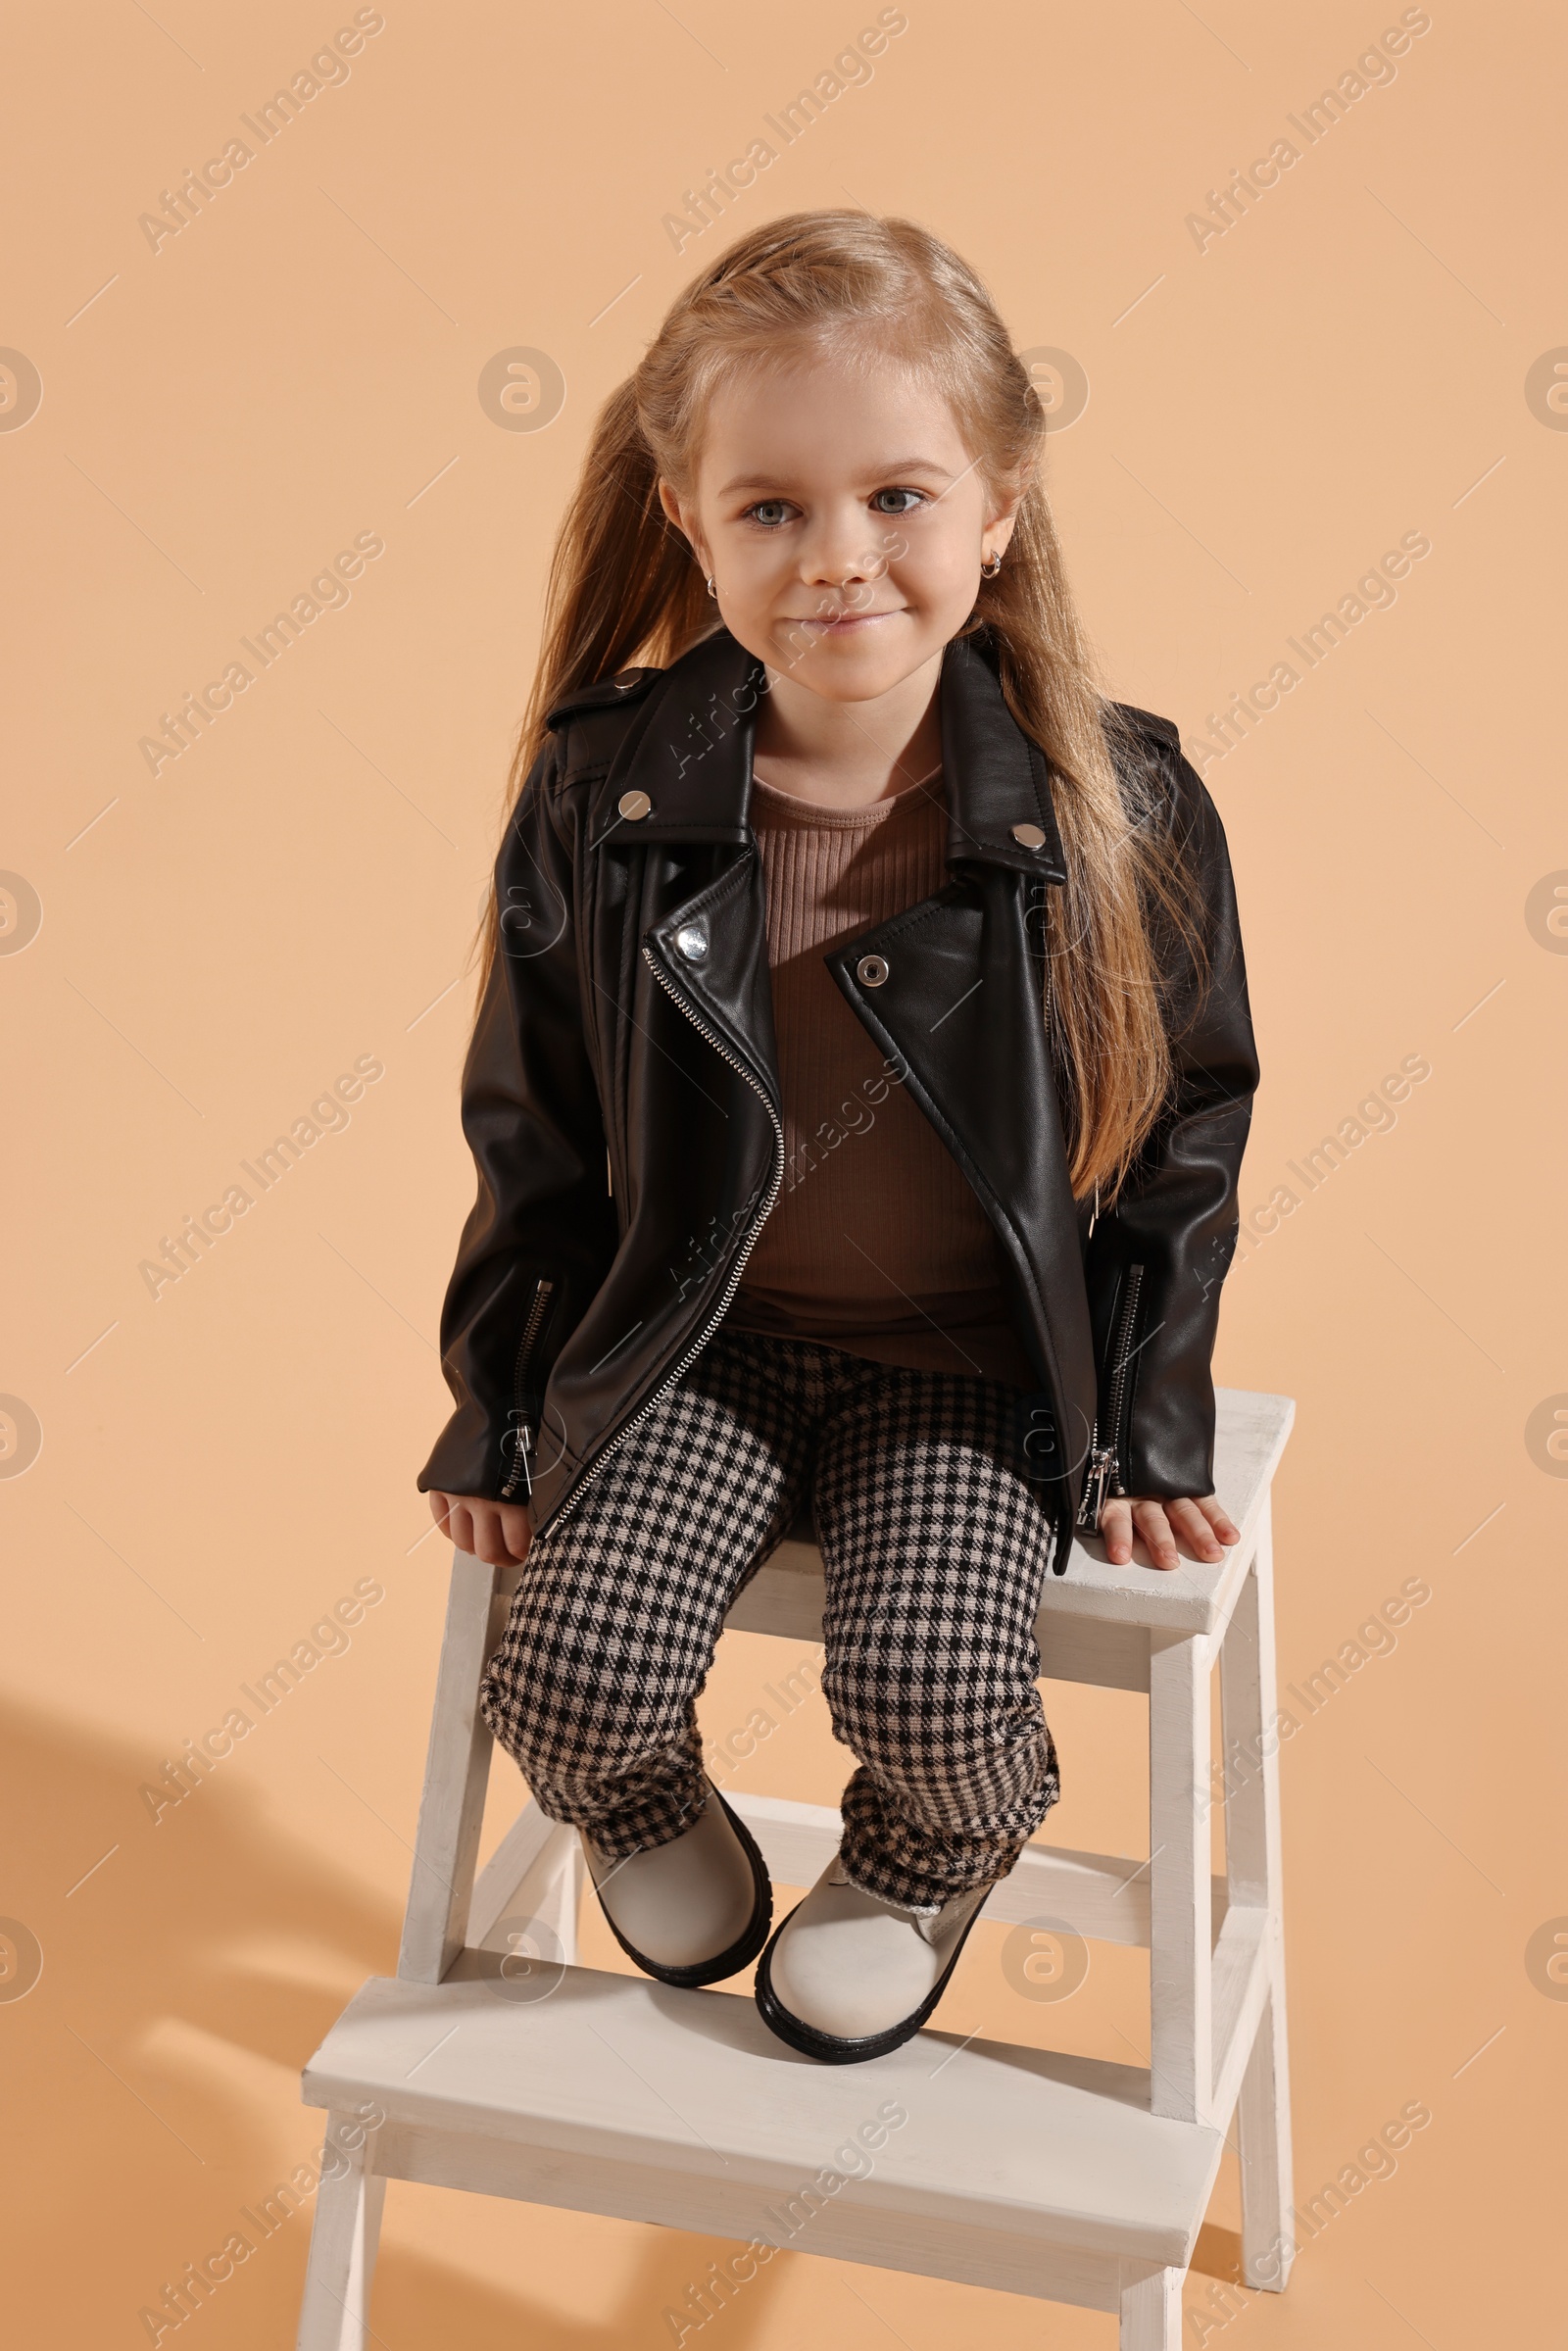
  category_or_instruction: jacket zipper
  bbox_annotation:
[1036,919,1076,1575]
[545,940,786,1526]
[499,1275,557,1501]
[1076,1261,1146,1533]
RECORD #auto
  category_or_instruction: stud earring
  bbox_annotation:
[981,551,1004,579]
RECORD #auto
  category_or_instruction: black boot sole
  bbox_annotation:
[753,1881,996,2064]
[590,1787,774,1990]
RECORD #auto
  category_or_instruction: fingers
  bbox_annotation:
[1192,1493,1241,1545]
[427,1493,475,1555]
[1156,1498,1218,1563]
[447,1499,477,1557]
[1097,1494,1239,1571]
[469,1504,512,1566]
[427,1494,531,1567]
[1131,1499,1180,1571]
[498,1503,533,1565]
[1171,1494,1240,1559]
[429,1504,484,1560]
[1098,1498,1177,1570]
[1099,1497,1135,1565]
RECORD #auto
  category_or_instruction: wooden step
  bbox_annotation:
[465,1794,1271,2127]
[301,1966,1224,2313]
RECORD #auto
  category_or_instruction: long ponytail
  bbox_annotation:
[470,379,710,985]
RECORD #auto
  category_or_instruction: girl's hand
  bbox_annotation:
[427,1491,533,1567]
[1098,1493,1239,1572]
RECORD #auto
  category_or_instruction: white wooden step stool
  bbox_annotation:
[297,1387,1295,2349]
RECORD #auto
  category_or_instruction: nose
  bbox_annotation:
[798,500,884,601]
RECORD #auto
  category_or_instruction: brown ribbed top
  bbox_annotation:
[723,767,1037,1390]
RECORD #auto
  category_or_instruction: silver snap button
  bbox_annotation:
[617,789,653,821]
[1011,821,1048,850]
[674,922,709,961]
[856,954,890,988]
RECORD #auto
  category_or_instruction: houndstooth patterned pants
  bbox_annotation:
[478,1326,1061,1914]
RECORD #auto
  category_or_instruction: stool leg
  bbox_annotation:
[1237,1971,1294,2291]
[1218,1496,1295,2288]
[397,1548,517,1984]
[537,1827,585,1964]
[1149,1630,1212,2123]
[1119,2260,1183,2348]
[296,2111,386,2350]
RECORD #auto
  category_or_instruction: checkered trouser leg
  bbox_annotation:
[811,1367,1060,1912]
[478,1331,812,1861]
[477,1328,1059,1913]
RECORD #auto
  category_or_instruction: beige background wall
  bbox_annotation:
[3,2,1563,2342]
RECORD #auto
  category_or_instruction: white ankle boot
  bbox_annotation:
[582,1782,771,1988]
[755,1853,998,2062]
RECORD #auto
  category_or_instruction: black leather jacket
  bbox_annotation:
[416,624,1258,1573]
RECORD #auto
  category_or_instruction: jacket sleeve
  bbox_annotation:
[1080,730,1259,1505]
[416,738,617,1504]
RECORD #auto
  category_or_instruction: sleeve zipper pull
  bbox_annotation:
[502,1422,534,1503]
[499,1275,557,1501]
[1077,1440,1115,1533]
[1078,1261,1146,1533]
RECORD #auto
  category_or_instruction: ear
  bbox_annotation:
[981,510,1021,567]
[981,463,1031,564]
[658,478,707,573]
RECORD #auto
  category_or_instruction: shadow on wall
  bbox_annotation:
[0,1698,820,2346]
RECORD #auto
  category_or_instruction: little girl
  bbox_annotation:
[420,212,1258,2064]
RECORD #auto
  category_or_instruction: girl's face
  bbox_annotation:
[660,347,1020,706]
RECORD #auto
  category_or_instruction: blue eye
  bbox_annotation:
[746,500,792,527]
[872,488,925,514]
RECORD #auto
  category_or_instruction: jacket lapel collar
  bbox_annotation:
[590,625,1067,884]
[937,632,1067,884]
[588,629,763,850]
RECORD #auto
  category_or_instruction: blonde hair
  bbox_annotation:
[474,210,1205,1203]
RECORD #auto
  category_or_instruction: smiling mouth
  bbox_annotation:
[788,610,903,632]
